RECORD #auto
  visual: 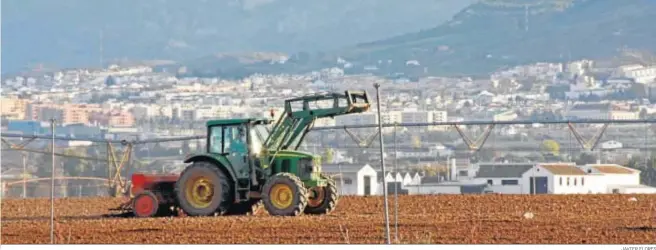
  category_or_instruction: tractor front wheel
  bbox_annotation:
[262,173,307,216]
[174,161,232,216]
[304,174,338,215]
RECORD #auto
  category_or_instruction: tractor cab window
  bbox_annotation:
[251,124,270,155]
[208,124,247,154]
[224,125,248,154]
[209,126,223,154]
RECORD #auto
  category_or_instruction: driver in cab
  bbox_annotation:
[227,126,248,154]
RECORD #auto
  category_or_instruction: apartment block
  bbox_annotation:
[428,110,449,131]
[0,97,29,120]
[25,103,102,125]
[109,111,136,127]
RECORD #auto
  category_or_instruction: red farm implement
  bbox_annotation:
[108,173,182,217]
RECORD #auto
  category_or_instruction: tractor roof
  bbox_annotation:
[206,117,272,127]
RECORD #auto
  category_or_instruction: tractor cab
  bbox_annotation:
[206,118,273,158]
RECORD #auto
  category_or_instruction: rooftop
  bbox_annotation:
[587,164,638,174]
[476,163,534,178]
[539,163,586,176]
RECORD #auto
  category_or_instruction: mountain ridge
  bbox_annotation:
[0,0,473,74]
[329,0,656,77]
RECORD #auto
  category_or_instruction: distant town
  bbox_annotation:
[3,59,656,197]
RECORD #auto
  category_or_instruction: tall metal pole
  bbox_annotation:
[393,123,399,243]
[50,118,56,244]
[374,83,391,244]
[338,163,344,196]
[22,153,27,198]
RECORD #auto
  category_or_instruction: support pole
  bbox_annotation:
[374,83,391,244]
[107,142,112,195]
[393,123,399,243]
[22,153,27,198]
[50,119,56,244]
[338,163,344,196]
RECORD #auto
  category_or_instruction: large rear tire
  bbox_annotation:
[262,173,307,216]
[175,161,233,216]
[304,174,338,215]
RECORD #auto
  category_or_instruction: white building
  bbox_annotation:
[410,173,422,185]
[375,171,421,195]
[428,110,449,131]
[580,164,656,194]
[322,164,378,196]
[380,111,402,124]
[401,111,432,123]
[599,140,623,150]
[525,163,589,194]
[621,65,656,84]
[475,162,656,195]
[475,162,593,194]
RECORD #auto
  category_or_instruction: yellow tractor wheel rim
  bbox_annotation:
[270,183,294,209]
[185,177,214,208]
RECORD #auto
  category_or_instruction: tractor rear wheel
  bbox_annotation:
[262,173,307,216]
[175,161,232,216]
[304,174,338,215]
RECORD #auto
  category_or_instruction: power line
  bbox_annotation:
[310,118,656,131]
[4,119,654,145]
[0,133,204,144]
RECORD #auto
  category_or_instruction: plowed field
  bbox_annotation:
[2,195,656,244]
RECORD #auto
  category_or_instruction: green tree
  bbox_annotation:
[575,153,597,165]
[412,135,422,149]
[541,139,560,156]
[36,147,66,177]
[324,148,334,163]
[63,148,92,177]
[415,164,447,177]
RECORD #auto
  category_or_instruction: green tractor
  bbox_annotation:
[174,90,371,216]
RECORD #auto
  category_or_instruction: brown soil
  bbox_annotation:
[2,194,656,244]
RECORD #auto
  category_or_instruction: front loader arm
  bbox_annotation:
[264,90,371,151]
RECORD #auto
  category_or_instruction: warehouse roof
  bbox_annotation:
[475,163,534,178]
[587,164,638,174]
[539,163,586,175]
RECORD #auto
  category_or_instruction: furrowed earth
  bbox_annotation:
[2,195,656,244]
